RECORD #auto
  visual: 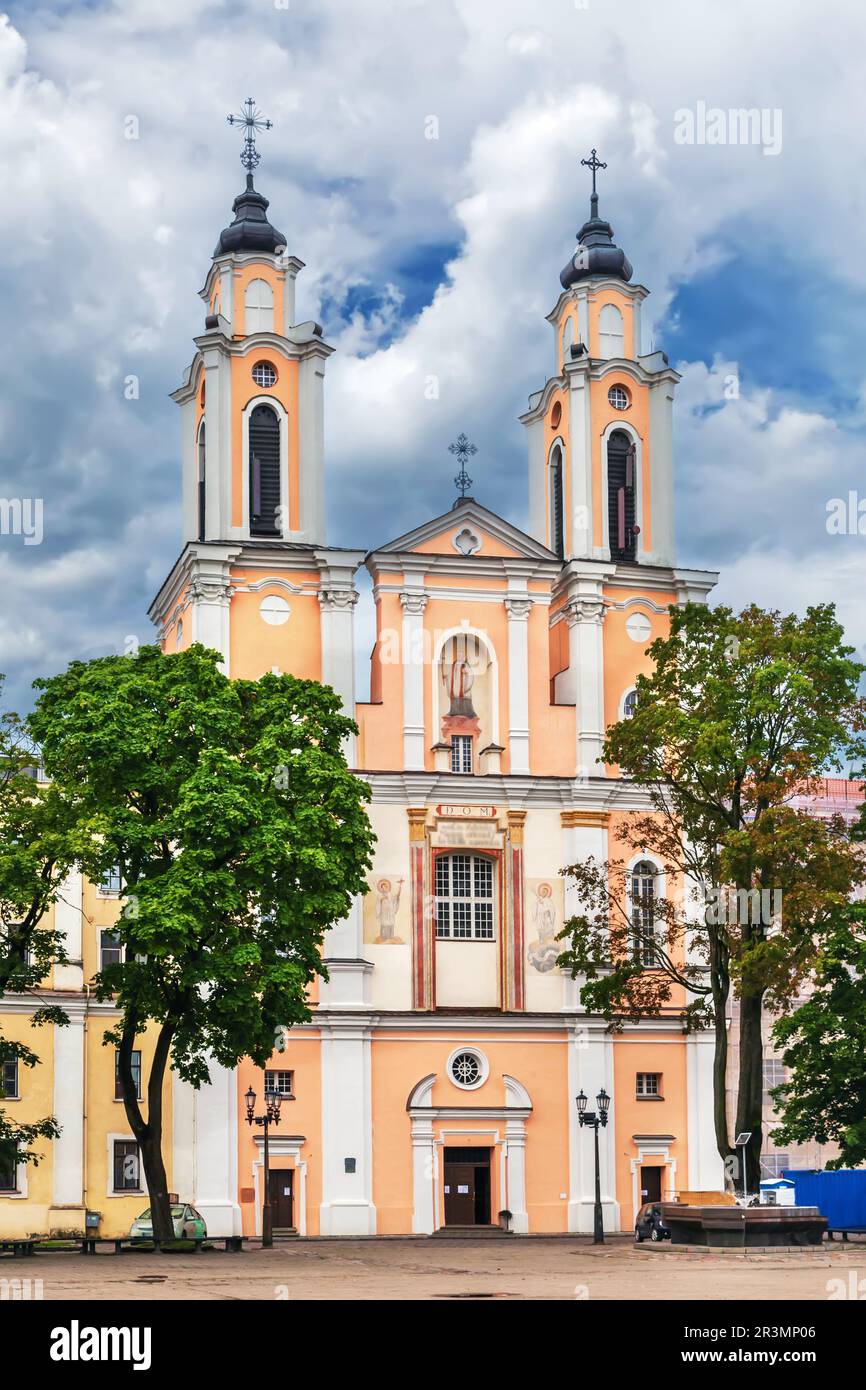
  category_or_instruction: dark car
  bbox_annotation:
[634,1202,671,1242]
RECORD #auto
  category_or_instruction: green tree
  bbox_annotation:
[558,603,866,1191]
[0,676,84,1176]
[771,902,866,1167]
[29,644,374,1242]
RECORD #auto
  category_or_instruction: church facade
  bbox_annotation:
[1,157,726,1240]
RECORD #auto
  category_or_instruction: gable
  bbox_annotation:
[373,498,557,562]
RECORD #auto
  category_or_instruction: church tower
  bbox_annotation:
[149,103,362,741]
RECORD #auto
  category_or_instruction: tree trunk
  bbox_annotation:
[734,990,765,1195]
[708,926,734,1181]
[118,1019,175,1244]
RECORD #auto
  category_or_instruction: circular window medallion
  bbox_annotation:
[252,360,278,388]
[550,401,562,428]
[448,1047,489,1091]
[625,612,652,644]
[608,384,630,411]
[259,594,291,626]
[453,527,481,556]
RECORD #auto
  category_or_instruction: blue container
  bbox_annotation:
[784,1169,866,1233]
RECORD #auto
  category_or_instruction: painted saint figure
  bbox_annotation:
[374,877,404,943]
[527,881,560,973]
[442,648,477,718]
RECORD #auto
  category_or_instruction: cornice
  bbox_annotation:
[356,769,658,811]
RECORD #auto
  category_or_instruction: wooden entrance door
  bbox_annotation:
[269,1168,294,1230]
[443,1147,491,1226]
[640,1165,663,1203]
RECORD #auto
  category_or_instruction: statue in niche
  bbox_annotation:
[442,649,477,719]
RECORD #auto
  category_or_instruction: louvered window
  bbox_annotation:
[249,405,281,536]
[197,421,206,541]
[550,445,564,558]
[608,429,636,561]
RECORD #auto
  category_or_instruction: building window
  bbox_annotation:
[100,865,123,896]
[197,420,206,541]
[435,854,495,940]
[599,304,625,358]
[761,1152,791,1178]
[623,688,638,719]
[244,278,274,334]
[112,1139,141,1192]
[115,1051,142,1101]
[607,429,637,561]
[607,383,630,411]
[636,1071,662,1099]
[0,1146,18,1192]
[762,1058,787,1107]
[448,1047,489,1091]
[549,443,564,558]
[249,404,281,536]
[252,360,277,388]
[631,860,658,967]
[1,1058,19,1100]
[265,1069,294,1098]
[100,930,124,970]
[450,735,473,774]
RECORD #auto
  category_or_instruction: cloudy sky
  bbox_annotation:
[1,0,865,711]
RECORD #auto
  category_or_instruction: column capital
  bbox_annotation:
[565,597,605,627]
[400,591,428,616]
[561,809,610,828]
[505,597,532,621]
[191,578,233,606]
[319,587,359,612]
[506,809,528,845]
[407,807,428,842]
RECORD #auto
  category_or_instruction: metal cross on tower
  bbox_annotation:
[227,97,273,175]
[449,433,478,498]
[580,147,607,217]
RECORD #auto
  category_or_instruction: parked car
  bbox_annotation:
[634,1202,671,1243]
[129,1204,207,1242]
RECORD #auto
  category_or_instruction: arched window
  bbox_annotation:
[599,303,624,358]
[249,404,281,536]
[245,278,274,334]
[435,854,494,941]
[623,688,638,719]
[549,443,564,558]
[631,860,658,966]
[197,421,206,542]
[607,429,637,561]
[561,315,574,366]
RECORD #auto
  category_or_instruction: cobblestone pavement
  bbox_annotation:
[8,1235,866,1301]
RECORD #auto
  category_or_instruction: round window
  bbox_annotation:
[550,401,562,428]
[608,384,630,411]
[252,360,278,388]
[450,1051,489,1091]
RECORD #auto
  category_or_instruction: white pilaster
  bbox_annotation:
[192,1060,241,1236]
[505,593,531,775]
[298,354,327,543]
[526,416,546,546]
[565,593,606,776]
[566,1019,620,1233]
[190,565,233,674]
[410,1116,437,1234]
[648,379,675,567]
[686,1031,725,1191]
[53,868,83,992]
[566,369,593,559]
[318,578,359,765]
[52,1011,85,1208]
[319,1018,377,1235]
[400,589,428,770]
[504,1119,529,1233]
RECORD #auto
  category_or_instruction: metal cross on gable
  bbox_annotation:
[227,97,273,174]
[449,433,478,498]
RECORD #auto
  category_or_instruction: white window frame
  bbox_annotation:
[446,1046,489,1092]
[636,1071,662,1098]
[107,1134,143,1197]
[435,853,496,942]
[265,1069,295,1098]
[450,735,473,774]
[244,277,275,334]
[599,302,625,359]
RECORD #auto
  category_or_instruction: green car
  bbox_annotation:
[129,1204,207,1242]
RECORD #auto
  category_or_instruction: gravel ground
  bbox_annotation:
[9,1235,866,1301]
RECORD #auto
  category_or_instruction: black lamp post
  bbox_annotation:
[245,1084,282,1248]
[576,1087,610,1245]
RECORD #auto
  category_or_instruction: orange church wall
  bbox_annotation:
[371,1033,570,1234]
[602,588,674,750]
[357,589,404,769]
[612,1033,689,1228]
[411,531,523,558]
[228,579,322,682]
[230,352,300,532]
[237,1034,323,1238]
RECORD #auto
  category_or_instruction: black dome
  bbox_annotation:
[559,193,632,289]
[213,176,287,257]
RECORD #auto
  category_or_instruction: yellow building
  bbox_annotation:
[1,144,724,1240]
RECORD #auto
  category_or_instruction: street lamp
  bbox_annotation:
[245,1084,282,1248]
[576,1088,610,1245]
